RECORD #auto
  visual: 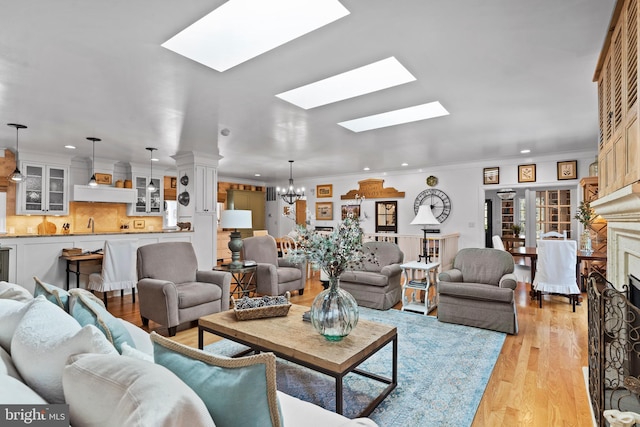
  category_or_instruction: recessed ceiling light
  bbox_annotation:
[338,101,449,132]
[254,173,261,177]
[363,167,370,171]
[151,158,159,162]
[520,149,531,154]
[161,0,350,72]
[64,145,76,149]
[401,162,409,166]
[276,57,416,109]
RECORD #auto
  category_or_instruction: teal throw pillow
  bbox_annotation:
[151,332,282,427]
[33,277,70,312]
[71,293,135,354]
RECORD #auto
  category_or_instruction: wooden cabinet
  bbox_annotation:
[500,200,514,236]
[535,189,572,238]
[128,175,162,216]
[195,165,216,214]
[17,163,68,215]
[226,189,265,238]
[595,0,640,196]
[581,177,608,253]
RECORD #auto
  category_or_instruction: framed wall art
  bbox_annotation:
[95,173,112,185]
[518,164,536,183]
[341,204,360,220]
[315,202,333,220]
[316,184,333,198]
[483,167,499,185]
[557,160,577,180]
[170,177,177,188]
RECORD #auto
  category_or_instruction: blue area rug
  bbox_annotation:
[204,307,505,427]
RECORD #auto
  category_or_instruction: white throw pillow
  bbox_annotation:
[120,342,153,363]
[63,353,215,427]
[118,319,153,357]
[11,297,117,403]
[0,297,33,353]
[0,345,22,380]
[0,281,33,302]
[277,391,351,427]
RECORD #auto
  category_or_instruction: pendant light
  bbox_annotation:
[146,147,157,192]
[7,123,27,183]
[276,160,304,205]
[87,137,101,187]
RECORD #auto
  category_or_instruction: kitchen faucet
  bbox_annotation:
[87,217,94,233]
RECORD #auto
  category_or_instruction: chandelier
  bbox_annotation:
[277,160,304,205]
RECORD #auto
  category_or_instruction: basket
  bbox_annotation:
[232,292,291,321]
[62,248,82,256]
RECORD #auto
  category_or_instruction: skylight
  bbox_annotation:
[338,101,449,132]
[276,57,416,109]
[161,0,350,72]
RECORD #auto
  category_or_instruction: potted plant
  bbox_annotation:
[511,223,522,237]
[575,201,596,254]
[292,214,373,341]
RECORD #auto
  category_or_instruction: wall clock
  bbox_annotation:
[413,188,452,223]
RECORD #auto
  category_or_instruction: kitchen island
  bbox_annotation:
[0,230,194,293]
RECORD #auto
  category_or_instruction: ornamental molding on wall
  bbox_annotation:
[340,179,405,200]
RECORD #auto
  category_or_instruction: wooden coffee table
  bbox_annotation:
[198,304,398,417]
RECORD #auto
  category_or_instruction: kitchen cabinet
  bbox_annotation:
[195,165,216,214]
[128,175,162,216]
[17,163,68,215]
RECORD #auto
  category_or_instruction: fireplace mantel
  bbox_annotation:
[591,182,640,290]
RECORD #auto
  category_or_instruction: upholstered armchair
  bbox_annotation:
[136,242,231,336]
[437,248,518,334]
[241,235,307,296]
[339,241,404,310]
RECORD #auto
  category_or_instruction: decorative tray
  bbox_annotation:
[232,292,291,321]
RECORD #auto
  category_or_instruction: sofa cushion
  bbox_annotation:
[0,298,31,353]
[0,281,33,302]
[11,297,117,403]
[151,332,282,427]
[0,345,22,380]
[118,318,153,357]
[71,292,136,353]
[277,267,302,284]
[0,375,47,404]
[33,276,69,311]
[340,271,389,287]
[177,282,222,308]
[121,342,154,362]
[63,353,215,427]
[438,281,515,303]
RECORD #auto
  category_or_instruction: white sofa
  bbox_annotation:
[0,281,378,427]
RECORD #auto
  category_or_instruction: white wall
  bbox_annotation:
[267,150,597,250]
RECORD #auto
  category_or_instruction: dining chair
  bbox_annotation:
[88,239,138,308]
[540,230,567,239]
[279,235,296,257]
[493,235,531,284]
[253,230,269,236]
[532,239,580,311]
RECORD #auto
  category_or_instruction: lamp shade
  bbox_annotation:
[497,189,516,200]
[410,205,440,226]
[221,210,253,229]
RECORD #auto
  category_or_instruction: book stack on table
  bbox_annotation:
[408,280,428,289]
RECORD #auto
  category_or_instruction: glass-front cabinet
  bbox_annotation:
[17,163,68,215]
[129,175,162,216]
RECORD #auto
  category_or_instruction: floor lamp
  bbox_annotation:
[221,210,252,269]
[410,205,440,262]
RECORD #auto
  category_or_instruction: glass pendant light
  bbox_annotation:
[146,147,157,192]
[87,137,101,187]
[7,123,27,183]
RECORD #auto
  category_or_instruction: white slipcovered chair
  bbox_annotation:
[532,239,580,311]
[88,239,138,308]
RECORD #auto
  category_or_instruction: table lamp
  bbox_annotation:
[221,210,252,269]
[410,205,440,262]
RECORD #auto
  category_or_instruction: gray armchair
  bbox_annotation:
[241,235,307,296]
[339,241,404,310]
[136,242,231,336]
[437,248,518,334]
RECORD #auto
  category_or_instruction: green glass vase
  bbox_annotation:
[310,276,359,342]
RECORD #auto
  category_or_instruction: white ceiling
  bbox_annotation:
[0,0,615,182]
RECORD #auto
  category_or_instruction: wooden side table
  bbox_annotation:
[214,265,257,299]
[400,261,440,315]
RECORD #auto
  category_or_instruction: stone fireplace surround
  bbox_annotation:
[591,183,640,291]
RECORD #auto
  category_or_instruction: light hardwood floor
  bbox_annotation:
[109,272,591,426]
